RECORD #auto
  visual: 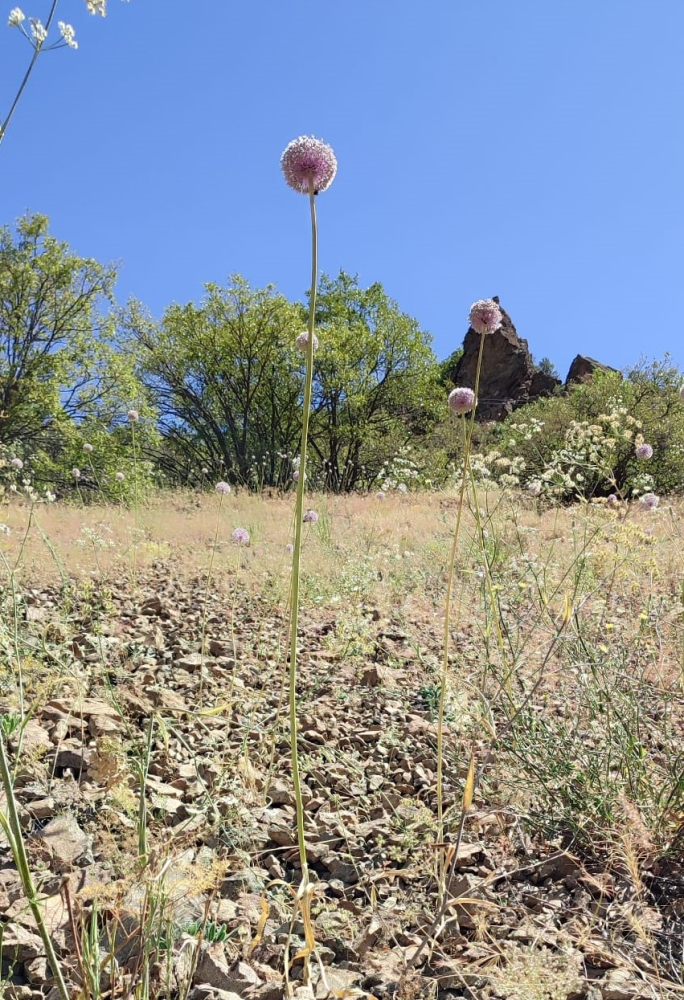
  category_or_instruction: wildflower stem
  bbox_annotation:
[0,732,70,1000]
[287,178,318,883]
[436,331,486,884]
[0,0,59,148]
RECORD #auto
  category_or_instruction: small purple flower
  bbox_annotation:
[640,492,659,511]
[10,457,23,470]
[215,481,231,495]
[127,409,139,422]
[72,468,81,479]
[293,470,300,482]
[448,387,476,415]
[281,135,337,194]
[303,509,318,523]
[286,542,294,553]
[607,493,619,506]
[469,299,502,335]
[231,527,250,546]
[635,443,653,460]
[83,443,94,453]
[527,481,541,496]
[115,471,125,482]
[375,490,386,500]
[295,331,319,353]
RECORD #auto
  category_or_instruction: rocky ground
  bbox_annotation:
[1,558,683,1000]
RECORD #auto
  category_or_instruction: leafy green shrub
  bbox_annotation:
[469,357,684,500]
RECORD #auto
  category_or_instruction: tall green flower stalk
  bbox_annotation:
[436,300,502,896]
[280,134,337,984]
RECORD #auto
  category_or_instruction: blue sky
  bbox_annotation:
[1,1,683,378]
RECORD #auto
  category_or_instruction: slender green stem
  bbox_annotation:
[0,0,59,148]
[287,179,318,883]
[436,331,486,875]
[0,733,70,1000]
[198,494,225,703]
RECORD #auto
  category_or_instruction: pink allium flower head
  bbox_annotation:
[607,493,619,506]
[640,492,659,511]
[469,299,502,335]
[127,409,139,422]
[448,387,476,415]
[293,470,300,481]
[281,135,337,194]
[83,443,94,453]
[72,468,81,479]
[376,491,386,500]
[635,443,653,460]
[295,331,319,353]
[303,509,318,523]
[527,481,541,496]
[286,542,294,553]
[201,467,208,475]
[231,527,250,546]
[115,471,125,482]
[10,457,23,469]
[215,481,231,495]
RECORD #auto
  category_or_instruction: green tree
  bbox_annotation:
[122,276,303,485]
[0,215,145,494]
[309,272,442,490]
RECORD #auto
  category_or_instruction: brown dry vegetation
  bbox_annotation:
[1,490,683,999]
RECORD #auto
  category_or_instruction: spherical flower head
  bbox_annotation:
[469,299,502,335]
[375,491,386,500]
[115,471,125,482]
[72,468,81,479]
[303,509,318,523]
[448,387,476,416]
[635,443,653,460]
[640,492,659,511]
[127,409,139,423]
[607,493,619,506]
[286,542,294,554]
[201,467,208,475]
[215,481,231,495]
[83,442,94,453]
[8,8,25,26]
[293,470,300,482]
[281,136,337,195]
[527,481,541,496]
[231,527,250,546]
[295,331,319,353]
[10,457,23,470]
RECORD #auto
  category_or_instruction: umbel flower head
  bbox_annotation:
[215,481,231,495]
[448,387,476,415]
[231,527,250,546]
[635,443,653,460]
[8,8,25,26]
[469,299,502,335]
[115,471,125,482]
[10,457,23,470]
[83,443,93,453]
[72,468,81,479]
[127,409,139,423]
[296,331,319,353]
[303,509,318,523]
[281,135,337,194]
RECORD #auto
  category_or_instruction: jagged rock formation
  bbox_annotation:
[447,298,560,421]
[566,355,620,385]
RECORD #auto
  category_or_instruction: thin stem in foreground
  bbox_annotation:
[0,1,60,148]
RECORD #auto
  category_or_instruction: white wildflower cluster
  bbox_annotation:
[58,20,77,47]
[376,446,422,493]
[466,450,526,487]
[8,7,24,25]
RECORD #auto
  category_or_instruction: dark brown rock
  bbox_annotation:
[448,298,560,420]
[566,354,620,385]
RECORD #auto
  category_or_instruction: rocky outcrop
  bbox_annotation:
[447,298,560,421]
[565,355,620,385]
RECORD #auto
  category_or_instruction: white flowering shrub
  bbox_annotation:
[467,361,684,501]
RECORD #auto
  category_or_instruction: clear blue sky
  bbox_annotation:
[2,1,683,378]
